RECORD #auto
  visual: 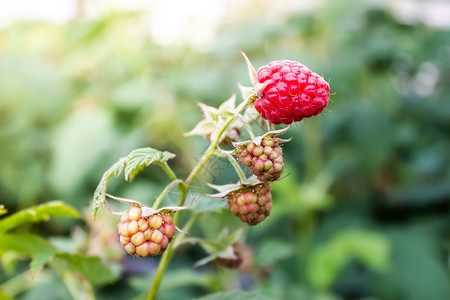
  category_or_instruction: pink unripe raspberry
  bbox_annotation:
[255,60,330,124]
[117,206,176,257]
[237,137,284,182]
[227,183,272,226]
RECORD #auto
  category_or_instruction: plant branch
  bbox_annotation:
[184,98,250,190]
[236,114,256,140]
[147,97,251,300]
[160,161,178,181]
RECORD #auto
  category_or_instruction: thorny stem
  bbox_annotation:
[147,96,253,300]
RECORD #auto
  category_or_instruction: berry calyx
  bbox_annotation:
[118,206,176,257]
[254,60,330,124]
[227,183,272,226]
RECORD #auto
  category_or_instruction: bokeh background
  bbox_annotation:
[1,0,449,299]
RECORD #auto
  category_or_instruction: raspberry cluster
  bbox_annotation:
[118,206,176,257]
[227,183,272,226]
[255,60,330,124]
[237,136,284,182]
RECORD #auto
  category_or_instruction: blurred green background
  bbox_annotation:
[0,0,449,299]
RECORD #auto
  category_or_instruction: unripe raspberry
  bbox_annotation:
[237,137,284,182]
[227,183,272,226]
[255,60,330,124]
[117,206,176,257]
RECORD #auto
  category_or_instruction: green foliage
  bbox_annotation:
[0,201,79,233]
[187,195,227,215]
[1,0,449,299]
[0,233,57,276]
[374,227,450,300]
[124,148,176,181]
[254,239,296,266]
[53,253,116,286]
[0,202,116,299]
[0,202,80,276]
[307,230,390,290]
[196,290,278,300]
[131,268,218,295]
[92,147,175,218]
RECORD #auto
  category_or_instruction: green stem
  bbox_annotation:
[236,114,256,140]
[184,100,248,190]
[160,161,178,181]
[152,180,184,210]
[161,161,186,207]
[217,150,247,182]
[244,121,256,140]
[147,241,174,300]
[147,98,251,300]
[184,147,215,191]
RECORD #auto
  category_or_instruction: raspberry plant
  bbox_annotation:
[92,50,330,299]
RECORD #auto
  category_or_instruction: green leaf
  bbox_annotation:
[375,227,450,300]
[124,147,176,181]
[160,269,214,291]
[92,147,176,218]
[54,253,117,286]
[92,157,126,218]
[307,230,390,290]
[254,239,296,266]
[0,201,79,233]
[196,291,278,300]
[187,195,227,215]
[130,269,216,295]
[0,290,14,300]
[0,233,57,276]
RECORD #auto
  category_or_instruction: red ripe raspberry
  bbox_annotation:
[227,183,272,226]
[117,206,176,257]
[237,136,284,182]
[255,60,330,124]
